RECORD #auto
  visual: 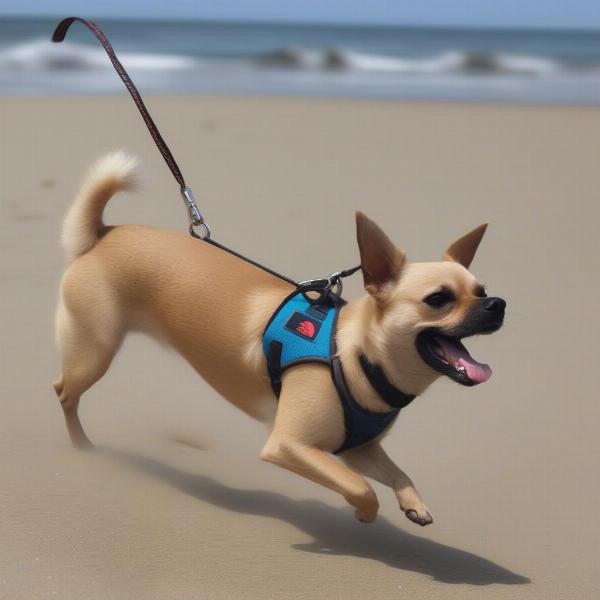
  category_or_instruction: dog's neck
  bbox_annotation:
[336,296,439,412]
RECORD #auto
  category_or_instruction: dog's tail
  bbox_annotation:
[61,151,138,260]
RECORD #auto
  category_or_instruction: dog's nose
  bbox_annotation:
[483,297,506,313]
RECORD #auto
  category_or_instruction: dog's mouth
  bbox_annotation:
[416,330,492,386]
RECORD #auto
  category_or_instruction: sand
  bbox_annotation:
[1,95,599,599]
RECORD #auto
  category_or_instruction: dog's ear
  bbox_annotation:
[443,224,488,269]
[356,211,405,296]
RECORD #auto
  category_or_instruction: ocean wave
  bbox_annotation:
[258,47,562,76]
[0,39,577,78]
[0,39,197,71]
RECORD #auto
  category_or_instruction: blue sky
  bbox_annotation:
[1,0,599,29]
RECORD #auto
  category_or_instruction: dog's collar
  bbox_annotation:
[359,354,416,409]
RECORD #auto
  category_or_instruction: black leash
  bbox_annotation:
[51,17,360,291]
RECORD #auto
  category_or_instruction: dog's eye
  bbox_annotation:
[423,291,455,308]
[475,285,487,298]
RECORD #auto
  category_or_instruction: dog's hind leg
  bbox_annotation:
[53,292,123,449]
[52,374,92,449]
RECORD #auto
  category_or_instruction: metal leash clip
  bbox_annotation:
[182,187,211,240]
[298,270,345,297]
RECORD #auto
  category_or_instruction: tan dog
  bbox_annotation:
[53,153,505,527]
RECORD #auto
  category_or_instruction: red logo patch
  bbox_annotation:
[296,320,315,338]
[285,312,322,341]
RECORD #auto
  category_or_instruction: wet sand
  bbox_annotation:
[1,95,598,599]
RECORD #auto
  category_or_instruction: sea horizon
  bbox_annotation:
[1,16,599,104]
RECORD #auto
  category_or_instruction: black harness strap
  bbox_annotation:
[331,356,402,454]
[267,341,284,397]
[359,355,416,409]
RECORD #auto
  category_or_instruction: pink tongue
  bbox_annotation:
[434,337,492,384]
[458,357,492,384]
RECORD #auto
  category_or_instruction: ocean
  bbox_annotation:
[1,17,600,103]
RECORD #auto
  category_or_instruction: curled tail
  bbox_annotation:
[61,151,138,260]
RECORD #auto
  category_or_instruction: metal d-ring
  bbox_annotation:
[330,275,344,297]
[189,221,211,240]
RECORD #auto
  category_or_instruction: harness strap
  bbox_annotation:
[359,354,416,409]
[331,357,400,454]
[267,341,284,397]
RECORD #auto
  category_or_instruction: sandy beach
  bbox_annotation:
[1,95,599,599]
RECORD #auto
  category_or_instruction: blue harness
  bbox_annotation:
[263,288,416,453]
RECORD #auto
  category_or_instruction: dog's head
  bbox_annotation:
[354,212,505,393]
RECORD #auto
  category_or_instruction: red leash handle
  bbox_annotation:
[52,17,187,193]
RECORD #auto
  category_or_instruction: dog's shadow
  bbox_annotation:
[99,447,529,586]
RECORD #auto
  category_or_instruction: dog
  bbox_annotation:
[53,152,505,527]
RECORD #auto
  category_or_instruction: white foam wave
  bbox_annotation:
[0,39,197,71]
[493,53,559,75]
[0,39,570,80]
[325,49,467,73]
[258,47,562,76]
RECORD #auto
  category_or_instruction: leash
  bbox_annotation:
[51,17,361,293]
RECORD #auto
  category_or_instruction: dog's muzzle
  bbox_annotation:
[416,297,506,386]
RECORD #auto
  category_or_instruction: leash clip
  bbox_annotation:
[298,270,345,297]
[182,187,211,240]
[327,271,345,297]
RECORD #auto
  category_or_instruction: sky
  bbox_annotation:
[0,0,599,29]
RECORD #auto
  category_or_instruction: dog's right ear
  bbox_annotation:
[356,211,405,297]
[443,223,488,269]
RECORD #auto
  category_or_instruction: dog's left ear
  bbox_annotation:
[356,211,406,297]
[443,224,488,269]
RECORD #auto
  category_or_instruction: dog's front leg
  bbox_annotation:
[260,366,379,523]
[342,443,434,526]
[261,436,379,522]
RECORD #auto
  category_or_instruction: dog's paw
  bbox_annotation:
[404,508,434,527]
[355,506,378,523]
[348,488,379,523]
